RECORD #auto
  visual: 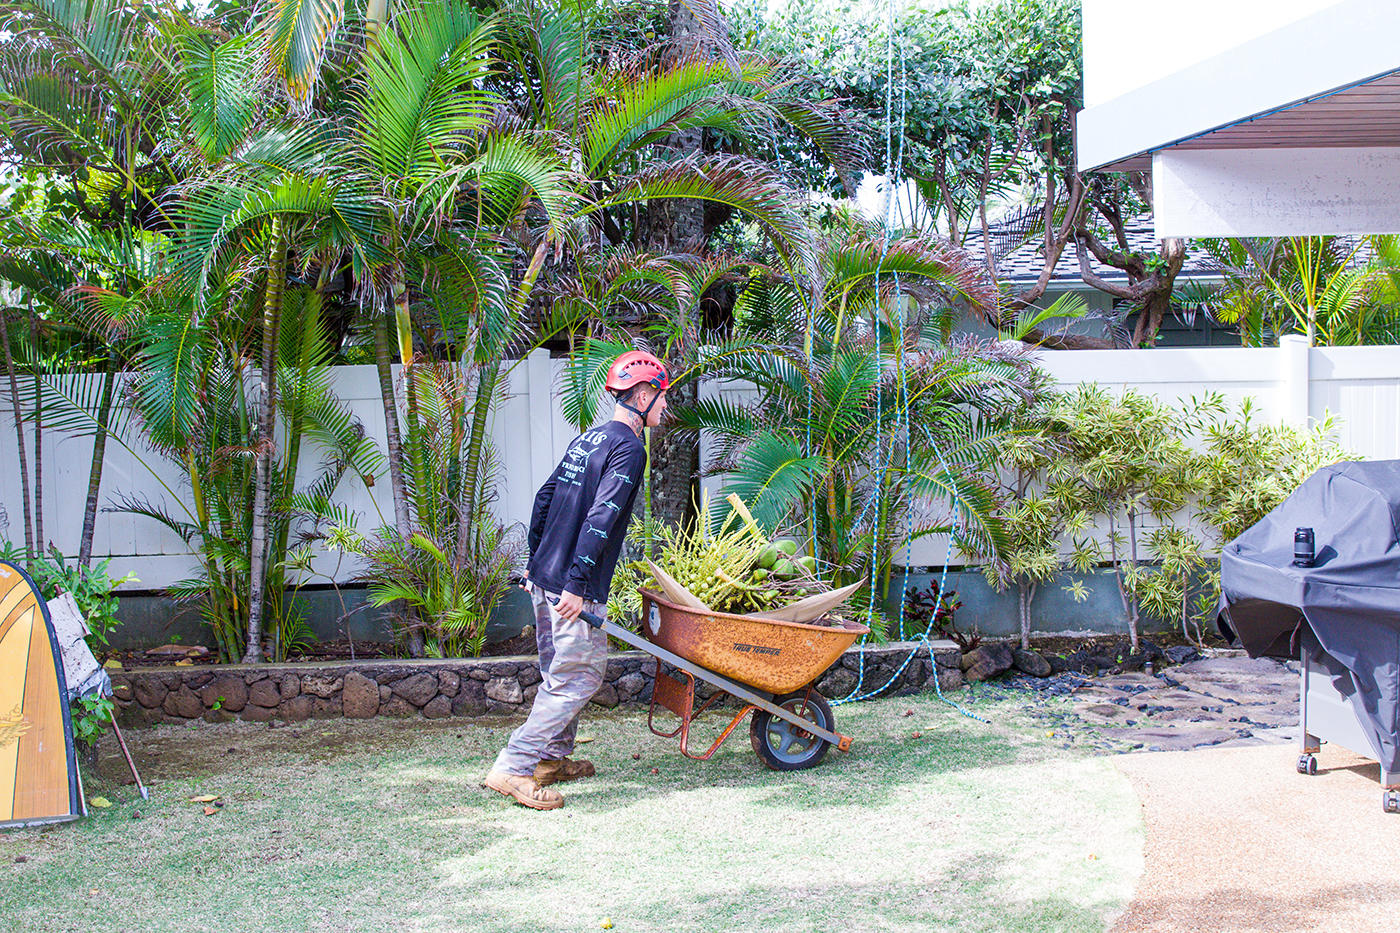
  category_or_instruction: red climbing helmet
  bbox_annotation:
[605,350,670,395]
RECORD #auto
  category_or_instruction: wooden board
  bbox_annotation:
[0,560,81,827]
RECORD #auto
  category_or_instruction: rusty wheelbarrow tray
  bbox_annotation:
[577,589,868,770]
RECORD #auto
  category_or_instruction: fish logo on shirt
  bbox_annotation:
[602,499,621,512]
[579,554,596,566]
[608,470,634,485]
[583,522,608,539]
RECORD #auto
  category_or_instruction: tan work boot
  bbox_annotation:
[534,756,597,786]
[483,770,564,810]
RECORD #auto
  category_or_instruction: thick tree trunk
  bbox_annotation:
[243,218,288,664]
[640,0,717,531]
[78,362,117,568]
[0,312,34,564]
[28,302,42,554]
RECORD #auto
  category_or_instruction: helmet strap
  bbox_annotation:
[616,385,661,428]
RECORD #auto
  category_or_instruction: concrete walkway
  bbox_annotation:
[993,653,1399,932]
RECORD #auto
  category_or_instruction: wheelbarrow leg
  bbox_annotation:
[649,660,760,761]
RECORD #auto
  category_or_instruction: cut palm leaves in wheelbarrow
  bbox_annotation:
[637,493,858,625]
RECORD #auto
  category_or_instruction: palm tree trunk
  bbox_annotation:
[391,268,428,527]
[373,311,421,657]
[243,218,288,664]
[0,311,34,565]
[78,362,117,568]
[374,312,412,536]
[454,361,497,569]
[28,302,43,554]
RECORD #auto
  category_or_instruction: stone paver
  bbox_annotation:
[983,650,1304,755]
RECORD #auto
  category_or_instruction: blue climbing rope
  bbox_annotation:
[828,5,986,725]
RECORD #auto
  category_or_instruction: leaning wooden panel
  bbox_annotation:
[0,560,81,828]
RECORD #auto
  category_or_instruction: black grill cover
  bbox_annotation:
[1218,460,1400,773]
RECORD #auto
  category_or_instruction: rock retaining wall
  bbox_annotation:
[111,642,964,725]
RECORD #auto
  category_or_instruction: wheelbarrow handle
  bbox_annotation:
[546,596,607,630]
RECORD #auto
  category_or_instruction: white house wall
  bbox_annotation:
[1154,147,1400,236]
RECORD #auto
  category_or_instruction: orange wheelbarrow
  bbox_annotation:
[577,588,868,770]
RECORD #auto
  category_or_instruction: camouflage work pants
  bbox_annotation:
[491,584,608,776]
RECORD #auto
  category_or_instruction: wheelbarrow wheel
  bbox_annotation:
[750,691,835,771]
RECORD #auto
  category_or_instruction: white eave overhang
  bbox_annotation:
[1077,0,1400,175]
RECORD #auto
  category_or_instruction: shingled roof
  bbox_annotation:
[968,211,1223,285]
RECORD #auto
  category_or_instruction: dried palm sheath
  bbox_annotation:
[0,560,82,827]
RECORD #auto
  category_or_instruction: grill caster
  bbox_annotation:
[1297,753,1318,775]
[1384,790,1400,814]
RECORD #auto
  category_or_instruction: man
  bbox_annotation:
[483,350,670,809]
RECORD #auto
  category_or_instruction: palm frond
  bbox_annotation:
[179,33,263,162]
[259,0,345,110]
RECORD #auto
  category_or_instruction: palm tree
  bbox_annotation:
[666,228,1031,607]
[1186,236,1376,346]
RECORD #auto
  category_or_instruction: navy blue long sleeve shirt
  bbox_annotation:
[526,421,646,602]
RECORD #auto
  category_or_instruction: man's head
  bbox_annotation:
[606,350,670,429]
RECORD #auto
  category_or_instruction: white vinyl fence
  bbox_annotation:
[3,336,1399,588]
[0,349,585,589]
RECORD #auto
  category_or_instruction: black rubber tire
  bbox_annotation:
[750,691,835,771]
[1298,754,1318,776]
[1383,790,1400,814]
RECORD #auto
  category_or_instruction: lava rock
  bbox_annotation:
[452,680,488,716]
[485,677,523,705]
[240,704,277,723]
[380,696,416,717]
[1012,648,1052,678]
[817,666,858,698]
[246,678,280,709]
[437,671,461,698]
[342,671,380,719]
[392,673,439,708]
[279,695,313,723]
[199,674,247,712]
[422,695,452,719]
[301,675,343,699]
[962,642,1014,682]
[132,678,168,710]
[616,673,646,699]
[1164,645,1201,665]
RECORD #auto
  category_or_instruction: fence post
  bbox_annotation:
[527,347,555,485]
[1280,334,1310,429]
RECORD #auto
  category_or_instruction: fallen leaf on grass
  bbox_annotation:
[89,797,111,808]
[576,736,595,744]
[189,794,221,803]
[202,807,218,816]
[174,659,193,667]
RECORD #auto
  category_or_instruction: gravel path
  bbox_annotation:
[1111,744,1400,932]
[977,651,1399,931]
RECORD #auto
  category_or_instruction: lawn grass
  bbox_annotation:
[0,689,1141,933]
